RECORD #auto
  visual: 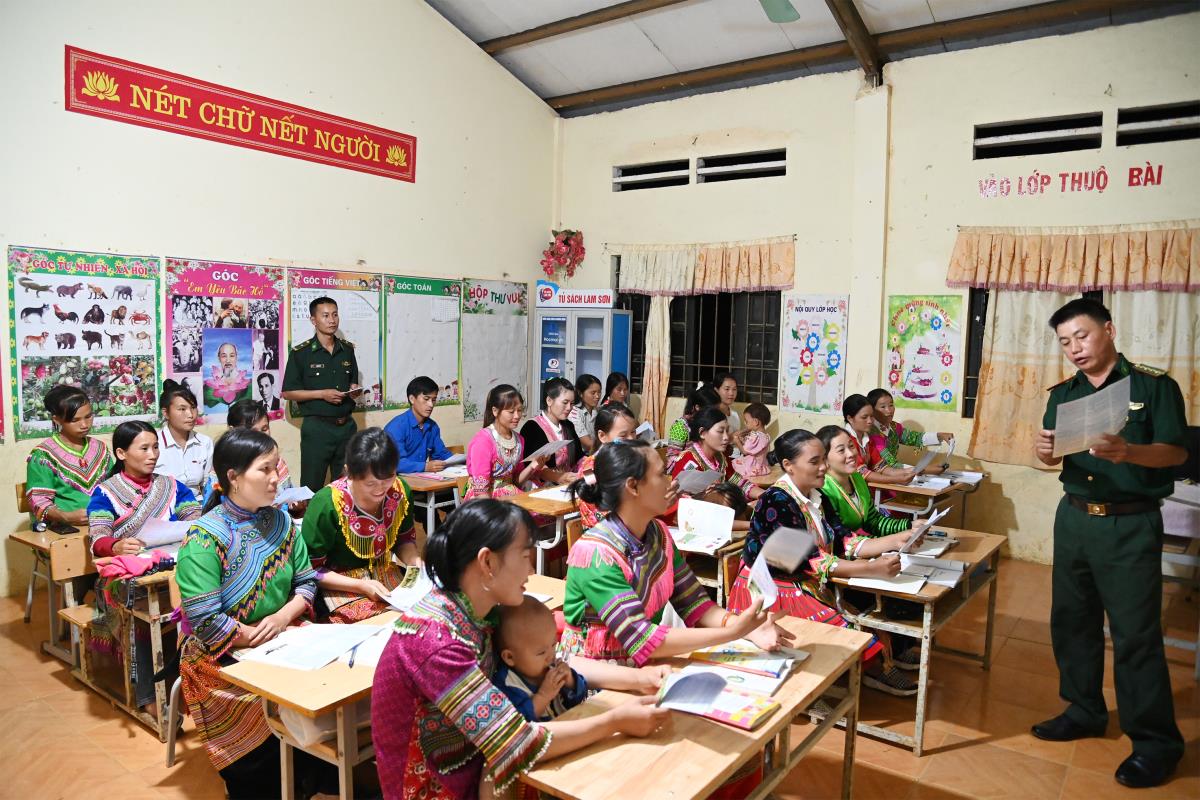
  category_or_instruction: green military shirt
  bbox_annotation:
[1043,353,1188,503]
[282,335,360,417]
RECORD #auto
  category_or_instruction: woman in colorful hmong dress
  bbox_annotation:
[842,394,915,485]
[303,428,419,623]
[727,429,918,696]
[573,402,637,529]
[563,439,786,667]
[866,388,953,472]
[372,499,671,800]
[86,420,201,711]
[669,407,763,503]
[464,384,546,500]
[664,384,720,468]
[519,377,584,488]
[226,398,307,516]
[176,428,326,799]
[25,385,112,529]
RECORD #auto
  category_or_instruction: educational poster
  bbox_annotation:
[288,268,384,410]
[384,277,462,408]
[461,279,529,421]
[779,294,849,415]
[8,246,161,439]
[165,258,286,423]
[885,295,963,412]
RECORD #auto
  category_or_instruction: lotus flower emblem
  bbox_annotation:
[81,71,119,102]
[385,145,407,167]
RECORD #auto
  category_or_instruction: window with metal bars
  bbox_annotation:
[963,287,1103,419]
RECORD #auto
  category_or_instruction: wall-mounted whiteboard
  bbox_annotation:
[384,276,461,408]
[461,279,529,421]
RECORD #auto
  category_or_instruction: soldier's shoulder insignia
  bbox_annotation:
[340,337,355,348]
[291,339,310,352]
[1046,377,1071,392]
[1133,363,1167,377]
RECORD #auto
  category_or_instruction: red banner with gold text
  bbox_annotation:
[65,46,416,182]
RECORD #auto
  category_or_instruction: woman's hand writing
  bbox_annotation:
[112,538,146,556]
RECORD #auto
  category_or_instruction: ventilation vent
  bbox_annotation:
[697,149,786,183]
[1117,101,1200,146]
[612,159,689,192]
[973,112,1102,160]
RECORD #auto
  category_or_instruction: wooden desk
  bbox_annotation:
[748,467,782,489]
[221,576,567,799]
[523,617,872,800]
[10,525,85,663]
[502,490,579,575]
[399,473,462,537]
[830,527,1006,756]
[865,477,973,519]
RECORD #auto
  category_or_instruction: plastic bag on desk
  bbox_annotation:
[279,698,371,747]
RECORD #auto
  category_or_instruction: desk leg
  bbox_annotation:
[914,602,934,757]
[982,553,998,671]
[535,516,565,576]
[147,588,169,741]
[279,734,295,800]
[337,703,358,800]
[841,657,860,800]
[426,493,436,539]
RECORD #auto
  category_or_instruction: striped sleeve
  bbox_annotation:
[669,546,717,625]
[176,529,241,656]
[172,481,202,521]
[574,554,669,666]
[86,486,117,544]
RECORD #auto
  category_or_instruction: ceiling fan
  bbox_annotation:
[759,0,802,23]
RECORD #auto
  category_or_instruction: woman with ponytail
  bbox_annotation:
[563,440,790,666]
[176,429,323,798]
[727,429,918,697]
[669,406,763,501]
[85,420,202,712]
[573,402,637,527]
[373,498,671,799]
[664,384,720,468]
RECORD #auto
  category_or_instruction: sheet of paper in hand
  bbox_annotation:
[384,566,435,611]
[747,552,778,610]
[274,486,315,505]
[675,468,720,496]
[635,421,657,442]
[759,526,816,573]
[674,498,734,555]
[898,506,951,553]
[138,518,192,548]
[1052,375,1131,458]
[523,438,572,462]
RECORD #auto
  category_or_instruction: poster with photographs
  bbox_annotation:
[384,276,461,409]
[165,258,286,424]
[8,246,161,440]
[287,268,384,410]
[461,279,528,421]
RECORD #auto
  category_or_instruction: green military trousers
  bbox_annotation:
[299,416,358,492]
[1050,496,1184,762]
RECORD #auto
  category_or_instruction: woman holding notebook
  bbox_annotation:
[727,429,919,697]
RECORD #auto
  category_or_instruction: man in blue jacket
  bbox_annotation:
[384,376,454,474]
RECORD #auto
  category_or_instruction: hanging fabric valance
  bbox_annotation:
[946,219,1199,292]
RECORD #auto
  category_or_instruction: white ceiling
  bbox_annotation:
[424,0,1183,110]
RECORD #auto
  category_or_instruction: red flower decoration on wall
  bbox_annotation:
[540,229,585,279]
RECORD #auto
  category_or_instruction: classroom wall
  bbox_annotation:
[558,13,1200,563]
[0,0,557,596]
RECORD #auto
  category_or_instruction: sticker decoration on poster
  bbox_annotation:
[288,269,383,410]
[384,277,461,409]
[8,246,162,439]
[885,295,963,412]
[780,294,849,415]
[461,279,529,421]
[165,258,285,424]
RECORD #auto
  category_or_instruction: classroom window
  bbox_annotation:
[963,288,1103,419]
[973,112,1102,160]
[1116,100,1200,146]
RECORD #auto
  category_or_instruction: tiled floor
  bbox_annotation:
[0,558,1196,799]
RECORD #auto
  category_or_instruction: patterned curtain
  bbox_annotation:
[1110,290,1199,424]
[968,290,1076,468]
[693,237,795,293]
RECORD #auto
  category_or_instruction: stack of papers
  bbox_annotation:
[530,485,574,502]
[672,498,734,554]
[910,475,952,489]
[335,627,392,669]
[942,470,985,485]
[900,554,966,588]
[138,519,192,552]
[232,624,384,671]
[689,639,808,683]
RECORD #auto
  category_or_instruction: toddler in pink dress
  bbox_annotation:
[732,402,771,478]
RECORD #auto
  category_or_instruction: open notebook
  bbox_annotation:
[656,667,780,731]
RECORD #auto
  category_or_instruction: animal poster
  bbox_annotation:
[885,295,964,412]
[165,258,286,423]
[779,294,849,415]
[383,276,462,408]
[287,268,384,410]
[460,279,529,421]
[8,246,161,439]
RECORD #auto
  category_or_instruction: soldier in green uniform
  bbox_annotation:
[1033,298,1187,789]
[282,296,362,492]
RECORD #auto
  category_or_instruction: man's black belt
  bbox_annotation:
[1067,495,1160,517]
[310,415,351,426]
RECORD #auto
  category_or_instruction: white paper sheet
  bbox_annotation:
[1052,375,1131,457]
[747,552,778,610]
[440,466,468,478]
[910,448,940,475]
[942,470,984,485]
[674,498,734,554]
[235,624,384,671]
[274,486,315,505]
[910,476,952,489]
[846,574,927,594]
[523,438,572,462]
[138,518,192,548]
[443,453,466,466]
[897,506,951,554]
[530,485,573,502]
[677,663,786,697]
[525,592,553,603]
[675,468,720,496]
[635,421,657,442]
[384,567,435,611]
[335,627,392,669]
[759,526,816,573]
[657,670,727,713]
